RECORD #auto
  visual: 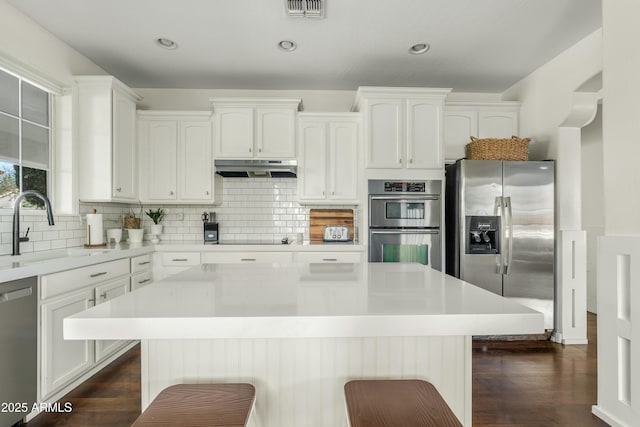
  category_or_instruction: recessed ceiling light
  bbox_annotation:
[278,40,297,52]
[409,43,430,55]
[155,38,177,50]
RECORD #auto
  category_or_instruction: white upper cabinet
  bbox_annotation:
[298,120,327,202]
[146,120,178,201]
[214,107,254,158]
[74,76,140,202]
[298,114,359,204]
[365,98,403,169]
[354,87,450,170]
[478,110,519,138]
[179,120,215,201]
[138,111,222,204]
[211,98,301,159]
[406,99,442,169]
[444,102,520,162]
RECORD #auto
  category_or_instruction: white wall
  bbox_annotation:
[602,1,640,235]
[0,0,105,87]
[581,105,603,313]
[593,1,640,426]
[503,29,602,160]
[135,88,357,112]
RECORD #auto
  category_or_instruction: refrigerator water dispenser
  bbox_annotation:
[465,216,500,254]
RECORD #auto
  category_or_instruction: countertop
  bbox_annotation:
[0,240,365,282]
[64,262,544,339]
[0,242,155,282]
[155,240,366,252]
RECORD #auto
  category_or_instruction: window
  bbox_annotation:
[0,67,50,209]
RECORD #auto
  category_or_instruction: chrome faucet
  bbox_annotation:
[12,190,55,256]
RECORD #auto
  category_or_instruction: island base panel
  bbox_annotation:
[141,336,470,427]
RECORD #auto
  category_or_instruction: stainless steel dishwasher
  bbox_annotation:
[0,277,37,426]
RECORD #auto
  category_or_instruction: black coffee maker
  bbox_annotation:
[202,212,219,244]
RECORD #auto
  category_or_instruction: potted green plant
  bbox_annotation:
[146,208,165,243]
[124,201,144,243]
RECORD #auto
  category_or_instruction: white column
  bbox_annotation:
[594,1,640,425]
[553,93,599,344]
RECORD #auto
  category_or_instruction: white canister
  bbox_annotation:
[127,228,144,243]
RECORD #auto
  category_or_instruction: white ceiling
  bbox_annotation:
[8,0,601,92]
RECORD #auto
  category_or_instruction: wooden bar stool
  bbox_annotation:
[344,379,462,427]
[132,383,255,427]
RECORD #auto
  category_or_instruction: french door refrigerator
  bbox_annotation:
[445,159,555,330]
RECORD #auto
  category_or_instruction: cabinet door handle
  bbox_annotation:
[206,191,210,195]
[322,258,338,262]
[398,158,402,164]
[138,261,150,266]
[138,279,151,284]
[116,187,122,192]
[170,191,174,195]
[100,292,107,300]
[87,298,96,303]
[409,158,413,164]
[172,258,188,262]
[90,272,107,278]
[258,148,262,153]
[249,147,252,153]
[331,191,335,196]
[240,258,256,262]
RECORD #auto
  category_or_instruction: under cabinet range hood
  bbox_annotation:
[214,159,297,178]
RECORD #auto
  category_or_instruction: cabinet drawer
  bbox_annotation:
[201,252,292,264]
[131,270,153,291]
[41,258,129,300]
[94,277,129,305]
[161,252,201,266]
[131,253,153,273]
[295,252,362,264]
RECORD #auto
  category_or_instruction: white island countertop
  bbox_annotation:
[65,262,543,339]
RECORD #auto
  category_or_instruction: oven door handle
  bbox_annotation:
[370,229,440,235]
[369,195,439,201]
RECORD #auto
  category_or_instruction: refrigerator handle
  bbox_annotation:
[495,196,505,275]
[504,196,513,275]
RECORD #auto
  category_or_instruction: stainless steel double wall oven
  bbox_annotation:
[368,180,442,271]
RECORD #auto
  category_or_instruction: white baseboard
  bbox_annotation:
[592,405,627,427]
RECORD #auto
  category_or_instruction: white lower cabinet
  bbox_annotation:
[294,251,363,264]
[131,270,153,291]
[39,254,150,402]
[201,252,292,264]
[94,277,130,363]
[131,253,153,290]
[155,252,201,280]
[41,287,95,399]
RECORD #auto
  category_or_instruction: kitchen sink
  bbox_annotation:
[0,247,112,268]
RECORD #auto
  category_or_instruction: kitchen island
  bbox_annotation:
[65,262,543,427]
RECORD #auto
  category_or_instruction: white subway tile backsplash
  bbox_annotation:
[0,178,358,254]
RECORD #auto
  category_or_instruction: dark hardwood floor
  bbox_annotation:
[27,314,608,427]
[26,345,141,427]
[473,312,608,426]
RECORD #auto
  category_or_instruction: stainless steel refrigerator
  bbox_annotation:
[445,159,555,330]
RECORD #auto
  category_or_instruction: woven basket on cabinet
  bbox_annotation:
[465,136,530,161]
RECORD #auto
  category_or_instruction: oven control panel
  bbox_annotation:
[383,181,425,193]
[368,180,440,195]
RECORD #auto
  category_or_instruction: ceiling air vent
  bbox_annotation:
[285,0,324,18]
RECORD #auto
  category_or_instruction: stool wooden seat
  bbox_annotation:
[344,379,461,427]
[132,383,255,427]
